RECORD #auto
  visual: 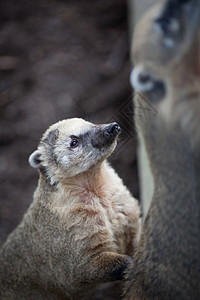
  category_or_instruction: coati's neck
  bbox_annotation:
[140,109,200,273]
[38,161,109,202]
[143,112,199,203]
[137,119,200,298]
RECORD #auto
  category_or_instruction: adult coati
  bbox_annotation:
[125,0,200,299]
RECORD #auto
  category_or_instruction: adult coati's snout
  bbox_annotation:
[91,122,121,149]
[130,67,166,102]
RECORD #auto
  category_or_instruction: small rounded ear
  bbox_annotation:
[29,150,42,169]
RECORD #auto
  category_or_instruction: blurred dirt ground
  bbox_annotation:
[0,0,138,253]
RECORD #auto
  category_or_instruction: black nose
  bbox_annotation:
[105,123,121,137]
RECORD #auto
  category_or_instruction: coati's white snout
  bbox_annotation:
[130,67,154,92]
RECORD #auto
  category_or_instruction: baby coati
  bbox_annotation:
[0,118,140,300]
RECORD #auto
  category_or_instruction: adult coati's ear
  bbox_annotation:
[29,150,42,169]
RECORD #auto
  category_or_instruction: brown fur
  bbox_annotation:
[0,118,140,299]
[124,0,200,299]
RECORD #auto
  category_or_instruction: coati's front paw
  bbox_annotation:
[108,254,133,282]
[92,252,133,283]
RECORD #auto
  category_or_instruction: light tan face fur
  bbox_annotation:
[130,0,200,97]
[29,118,120,185]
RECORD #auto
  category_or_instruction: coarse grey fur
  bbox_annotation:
[124,0,200,299]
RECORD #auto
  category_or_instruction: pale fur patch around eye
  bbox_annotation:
[130,67,154,92]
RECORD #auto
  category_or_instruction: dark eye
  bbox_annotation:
[70,139,79,148]
[178,0,192,3]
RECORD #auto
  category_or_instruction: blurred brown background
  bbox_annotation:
[0,0,139,245]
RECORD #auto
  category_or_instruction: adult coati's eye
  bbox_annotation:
[178,0,192,3]
[70,139,79,148]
